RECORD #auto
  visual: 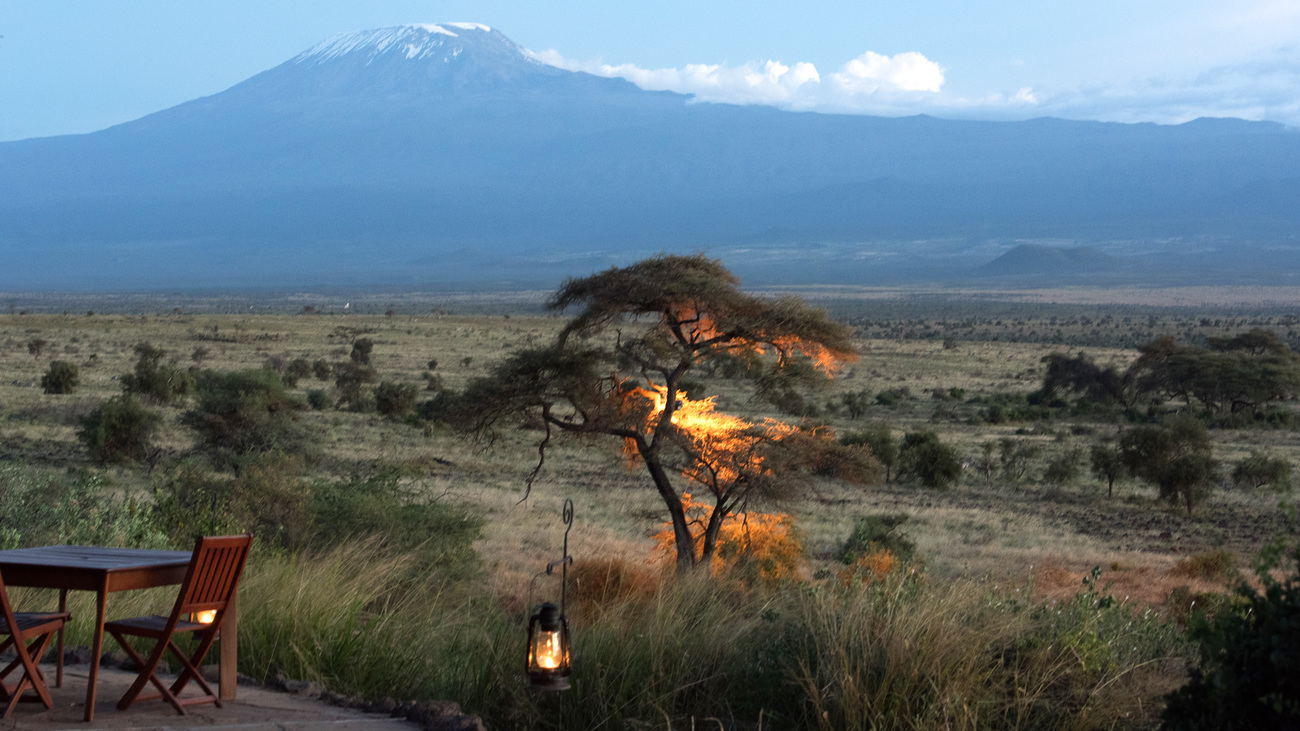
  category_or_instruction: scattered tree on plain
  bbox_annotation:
[1089,443,1127,498]
[1119,416,1217,514]
[459,254,877,573]
[40,360,79,394]
[121,342,194,404]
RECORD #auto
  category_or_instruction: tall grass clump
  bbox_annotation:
[236,540,520,712]
[792,570,1189,730]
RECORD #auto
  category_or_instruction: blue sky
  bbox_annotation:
[3,0,1299,141]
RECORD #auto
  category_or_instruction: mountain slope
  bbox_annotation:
[2,24,1299,289]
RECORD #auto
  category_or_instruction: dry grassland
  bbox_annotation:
[1,303,1294,612]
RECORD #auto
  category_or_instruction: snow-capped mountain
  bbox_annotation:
[2,24,1299,289]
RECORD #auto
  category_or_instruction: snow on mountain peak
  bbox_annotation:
[293,23,501,65]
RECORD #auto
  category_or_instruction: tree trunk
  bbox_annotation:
[639,445,697,574]
[698,502,728,568]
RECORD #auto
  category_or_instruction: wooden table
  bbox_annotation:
[0,545,239,722]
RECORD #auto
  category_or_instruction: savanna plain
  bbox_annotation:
[2,286,1299,730]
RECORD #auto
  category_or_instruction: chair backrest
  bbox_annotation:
[171,534,253,619]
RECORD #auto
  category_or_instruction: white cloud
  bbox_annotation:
[830,51,944,93]
[529,44,1300,126]
[530,48,980,114]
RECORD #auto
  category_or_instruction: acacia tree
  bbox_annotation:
[461,254,873,573]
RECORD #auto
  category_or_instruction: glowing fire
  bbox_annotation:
[661,306,854,378]
[626,385,797,485]
[192,610,217,624]
[535,630,563,669]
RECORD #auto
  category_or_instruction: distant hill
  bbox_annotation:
[974,244,1123,277]
[2,24,1299,290]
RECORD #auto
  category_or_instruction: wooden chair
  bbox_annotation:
[0,568,71,718]
[105,534,251,715]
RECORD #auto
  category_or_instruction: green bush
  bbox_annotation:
[897,431,962,488]
[1232,451,1293,491]
[334,362,376,411]
[838,513,915,564]
[120,342,194,404]
[182,368,308,469]
[78,394,161,464]
[1120,416,1217,514]
[309,468,482,574]
[1162,507,1300,729]
[306,389,332,410]
[0,464,166,549]
[841,424,898,482]
[40,359,80,394]
[374,381,419,419]
[350,337,374,365]
[1042,447,1083,485]
[150,461,240,544]
[283,357,313,388]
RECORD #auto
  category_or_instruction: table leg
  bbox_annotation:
[56,589,67,688]
[85,582,107,723]
[219,589,237,701]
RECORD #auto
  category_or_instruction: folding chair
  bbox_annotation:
[105,534,251,715]
[0,568,71,718]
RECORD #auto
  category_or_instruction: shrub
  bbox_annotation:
[306,389,332,410]
[1090,443,1127,497]
[1162,507,1300,729]
[652,494,805,586]
[838,512,915,565]
[374,381,419,419]
[182,368,308,469]
[875,387,912,408]
[40,360,79,394]
[78,394,161,464]
[283,357,313,388]
[841,425,897,481]
[120,342,194,404]
[0,464,166,549]
[1042,447,1083,485]
[1169,548,1238,582]
[334,362,376,410]
[150,461,240,544]
[310,468,483,575]
[1232,451,1293,491]
[350,337,374,365]
[999,437,1042,482]
[311,358,332,380]
[897,431,962,488]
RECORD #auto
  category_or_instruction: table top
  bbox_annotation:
[0,545,191,572]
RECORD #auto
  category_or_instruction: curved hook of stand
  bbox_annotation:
[560,498,574,617]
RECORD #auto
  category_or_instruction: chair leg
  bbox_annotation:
[0,631,56,719]
[109,630,186,715]
[164,636,220,707]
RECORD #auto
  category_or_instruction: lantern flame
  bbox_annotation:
[193,610,217,624]
[536,630,563,669]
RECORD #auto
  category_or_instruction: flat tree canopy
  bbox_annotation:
[461,254,878,573]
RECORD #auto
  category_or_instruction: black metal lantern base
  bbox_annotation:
[527,672,571,691]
